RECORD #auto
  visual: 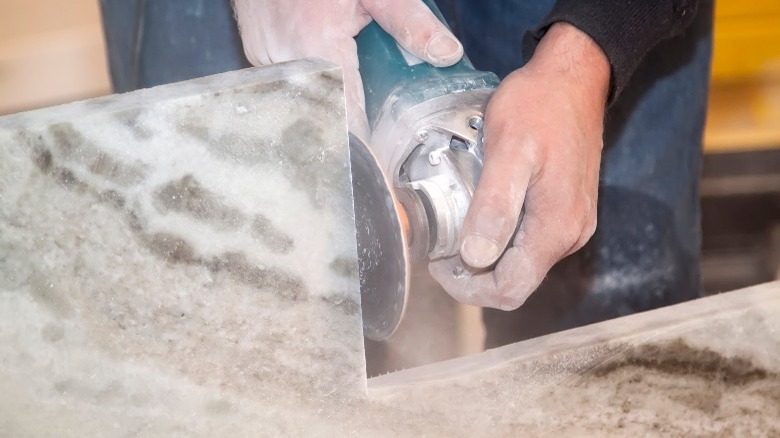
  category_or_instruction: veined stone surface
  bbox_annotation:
[369,283,780,436]
[0,59,370,435]
[1,59,779,437]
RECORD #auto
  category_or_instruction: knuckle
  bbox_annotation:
[559,221,582,248]
[499,279,538,311]
[577,196,598,238]
[550,221,582,258]
[498,293,525,311]
[572,217,597,252]
[518,136,543,167]
[582,216,598,240]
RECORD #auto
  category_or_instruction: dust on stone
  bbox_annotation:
[542,338,780,435]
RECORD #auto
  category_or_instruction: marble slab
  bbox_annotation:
[369,282,780,436]
[1,58,779,436]
[0,59,369,435]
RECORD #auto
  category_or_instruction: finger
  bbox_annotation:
[428,248,543,310]
[361,0,463,67]
[440,155,595,310]
[459,134,534,269]
[497,203,586,309]
[429,256,501,307]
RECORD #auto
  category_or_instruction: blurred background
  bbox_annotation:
[1,0,779,294]
[0,0,110,115]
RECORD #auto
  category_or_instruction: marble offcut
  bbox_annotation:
[0,59,367,434]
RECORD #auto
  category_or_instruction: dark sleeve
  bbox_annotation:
[522,0,699,104]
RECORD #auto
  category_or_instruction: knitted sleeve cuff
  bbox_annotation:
[522,0,698,104]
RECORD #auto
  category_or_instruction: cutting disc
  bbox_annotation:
[349,133,410,341]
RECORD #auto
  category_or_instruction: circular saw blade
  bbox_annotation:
[349,133,409,341]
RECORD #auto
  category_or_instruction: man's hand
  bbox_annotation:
[233,0,463,139]
[429,23,611,310]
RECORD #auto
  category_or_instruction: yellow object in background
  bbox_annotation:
[711,0,780,82]
[705,0,780,153]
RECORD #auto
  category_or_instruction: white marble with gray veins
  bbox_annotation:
[1,59,780,437]
[0,59,369,435]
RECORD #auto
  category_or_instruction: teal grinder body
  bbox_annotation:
[356,0,500,263]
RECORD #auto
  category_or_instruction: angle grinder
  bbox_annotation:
[354,0,500,341]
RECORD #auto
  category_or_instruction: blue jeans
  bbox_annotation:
[100,0,250,92]
[100,0,714,347]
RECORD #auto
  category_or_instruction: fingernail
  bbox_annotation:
[461,207,507,267]
[425,33,462,66]
[461,235,500,268]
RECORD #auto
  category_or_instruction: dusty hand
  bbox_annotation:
[233,0,463,138]
[429,23,611,310]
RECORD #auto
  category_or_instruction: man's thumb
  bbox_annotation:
[460,147,531,268]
